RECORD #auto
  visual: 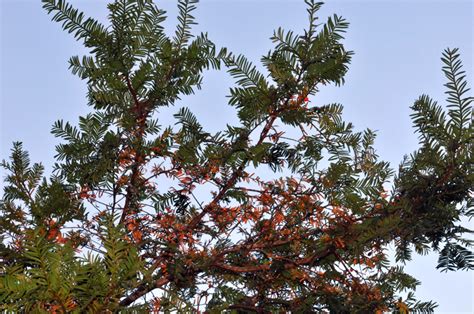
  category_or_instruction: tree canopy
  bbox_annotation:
[1,0,472,312]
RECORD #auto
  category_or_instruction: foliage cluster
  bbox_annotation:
[1,0,472,312]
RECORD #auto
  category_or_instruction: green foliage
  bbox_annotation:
[394,48,473,272]
[1,0,472,313]
[42,0,107,43]
[0,143,84,234]
[442,48,472,136]
[0,216,144,312]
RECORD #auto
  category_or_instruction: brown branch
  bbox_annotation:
[125,75,140,108]
[120,57,181,225]
[120,75,150,224]
[295,247,334,266]
[119,277,169,306]
[215,237,297,259]
[214,225,325,260]
[213,263,270,273]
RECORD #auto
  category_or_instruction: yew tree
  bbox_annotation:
[1,0,473,312]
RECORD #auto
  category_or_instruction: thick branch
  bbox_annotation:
[119,277,169,306]
[120,76,150,224]
[213,263,270,273]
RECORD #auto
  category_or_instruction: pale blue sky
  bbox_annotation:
[1,0,473,311]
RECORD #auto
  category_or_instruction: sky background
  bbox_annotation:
[1,0,473,312]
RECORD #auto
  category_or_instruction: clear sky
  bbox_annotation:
[1,0,473,312]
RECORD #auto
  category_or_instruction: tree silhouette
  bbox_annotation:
[1,1,472,312]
